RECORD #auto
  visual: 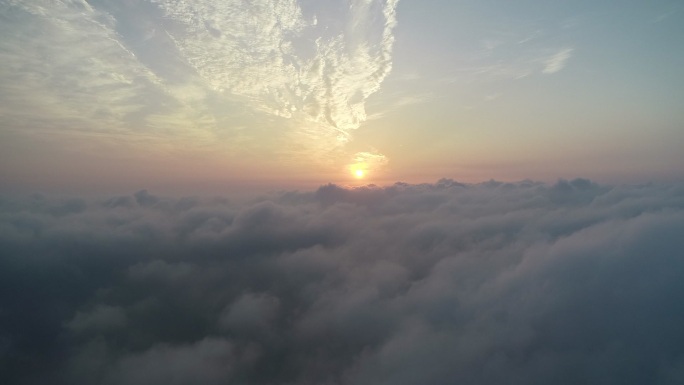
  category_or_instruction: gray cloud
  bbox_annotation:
[2,179,684,384]
[67,305,128,334]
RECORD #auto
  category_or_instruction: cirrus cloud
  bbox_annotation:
[0,0,401,163]
[543,47,574,74]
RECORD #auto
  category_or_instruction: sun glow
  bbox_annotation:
[349,163,368,179]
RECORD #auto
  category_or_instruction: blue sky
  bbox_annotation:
[1,0,683,192]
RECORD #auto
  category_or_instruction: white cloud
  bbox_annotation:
[0,0,401,162]
[0,0,219,150]
[152,0,400,139]
[543,48,574,74]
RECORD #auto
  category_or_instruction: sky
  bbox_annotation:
[1,0,683,193]
[2,2,684,385]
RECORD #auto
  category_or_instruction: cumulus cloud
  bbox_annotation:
[2,179,684,384]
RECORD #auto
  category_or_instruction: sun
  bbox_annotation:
[348,161,369,180]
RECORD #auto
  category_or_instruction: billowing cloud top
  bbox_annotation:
[2,179,684,384]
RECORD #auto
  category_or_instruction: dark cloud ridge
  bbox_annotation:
[1,179,684,384]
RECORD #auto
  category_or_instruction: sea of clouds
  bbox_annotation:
[2,179,684,384]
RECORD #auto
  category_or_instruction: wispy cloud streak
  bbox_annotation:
[0,0,401,162]
[0,0,219,149]
[543,47,574,74]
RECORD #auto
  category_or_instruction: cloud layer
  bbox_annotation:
[2,179,684,384]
